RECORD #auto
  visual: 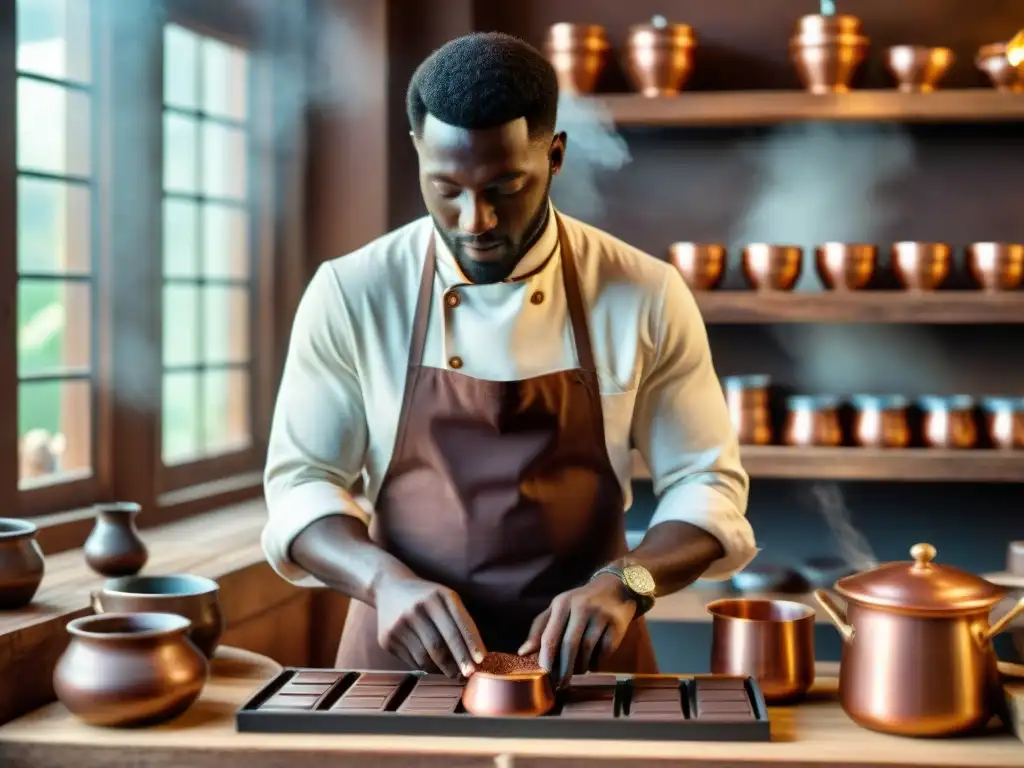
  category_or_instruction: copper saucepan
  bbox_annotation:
[815,543,1024,737]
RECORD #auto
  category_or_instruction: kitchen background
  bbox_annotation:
[304,0,1024,669]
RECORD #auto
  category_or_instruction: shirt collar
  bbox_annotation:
[433,202,559,285]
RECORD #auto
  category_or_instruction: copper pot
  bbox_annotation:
[0,519,45,609]
[976,43,1024,93]
[723,374,772,446]
[623,16,697,98]
[884,46,954,93]
[784,395,843,447]
[545,24,610,95]
[462,652,554,717]
[892,242,952,291]
[815,543,1024,737]
[53,612,209,727]
[707,598,816,703]
[790,14,869,95]
[920,395,977,449]
[668,242,726,290]
[92,574,225,658]
[815,242,877,290]
[980,397,1024,450]
[851,395,911,448]
[742,244,803,291]
[966,242,1024,292]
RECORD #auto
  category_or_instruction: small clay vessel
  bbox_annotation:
[0,519,45,609]
[83,502,148,577]
[54,612,208,727]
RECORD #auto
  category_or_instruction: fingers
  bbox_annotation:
[538,598,570,674]
[518,608,550,656]
[410,608,462,679]
[442,592,487,666]
[556,608,590,688]
[384,629,440,674]
[597,618,629,664]
[424,597,477,677]
[576,617,609,674]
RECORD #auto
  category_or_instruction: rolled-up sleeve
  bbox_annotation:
[632,269,757,580]
[262,263,370,586]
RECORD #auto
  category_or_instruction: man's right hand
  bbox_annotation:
[374,573,487,679]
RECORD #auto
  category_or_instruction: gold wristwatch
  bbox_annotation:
[591,562,656,616]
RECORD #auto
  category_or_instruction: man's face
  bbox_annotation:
[414,115,566,284]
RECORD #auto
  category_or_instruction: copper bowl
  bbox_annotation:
[892,241,952,291]
[742,244,803,291]
[980,397,1024,450]
[884,46,954,93]
[790,14,869,95]
[976,43,1024,93]
[462,653,554,717]
[668,243,726,290]
[966,242,1024,292]
[815,242,877,290]
[545,23,610,95]
[623,17,697,98]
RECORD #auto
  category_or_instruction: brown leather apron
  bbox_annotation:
[335,214,657,675]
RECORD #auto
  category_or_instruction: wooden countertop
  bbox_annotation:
[1,647,1021,768]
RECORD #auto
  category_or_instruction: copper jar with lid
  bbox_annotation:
[980,397,1024,449]
[784,395,842,447]
[544,24,610,95]
[815,543,1024,737]
[623,16,697,97]
[851,395,910,448]
[919,395,977,449]
[722,375,772,446]
[790,14,870,94]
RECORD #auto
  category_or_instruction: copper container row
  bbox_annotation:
[723,377,1024,450]
[547,17,1024,96]
[669,241,1024,292]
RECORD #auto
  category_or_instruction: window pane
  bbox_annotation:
[163,112,199,194]
[17,78,91,176]
[203,204,249,279]
[163,284,199,366]
[162,371,199,464]
[201,122,247,199]
[17,177,91,274]
[202,286,249,364]
[17,279,91,377]
[203,368,251,454]
[163,198,199,277]
[164,24,199,110]
[202,37,248,121]
[19,379,91,486]
[16,0,91,82]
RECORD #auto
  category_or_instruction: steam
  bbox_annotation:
[808,482,878,571]
[551,94,632,220]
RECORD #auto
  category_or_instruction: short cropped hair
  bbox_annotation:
[407,32,559,139]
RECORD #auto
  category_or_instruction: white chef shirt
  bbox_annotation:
[262,205,756,587]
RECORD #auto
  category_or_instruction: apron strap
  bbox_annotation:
[408,233,436,370]
[555,214,597,373]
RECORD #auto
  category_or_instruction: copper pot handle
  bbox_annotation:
[814,589,854,642]
[89,591,103,614]
[978,596,1024,645]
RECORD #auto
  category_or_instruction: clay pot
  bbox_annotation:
[851,395,911,448]
[742,244,803,291]
[892,242,952,291]
[815,243,877,290]
[668,243,726,290]
[54,612,208,727]
[790,14,869,95]
[83,502,148,577]
[0,519,45,609]
[92,574,225,658]
[976,43,1024,93]
[884,46,954,93]
[965,242,1024,292]
[920,396,978,449]
[544,23,610,95]
[623,16,697,97]
[784,395,843,447]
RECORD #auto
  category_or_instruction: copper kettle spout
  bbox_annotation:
[814,589,854,642]
[977,595,1024,645]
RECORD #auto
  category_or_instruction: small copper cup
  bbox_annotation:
[980,397,1024,450]
[784,395,843,447]
[884,46,954,93]
[966,242,1024,292]
[742,244,803,291]
[815,242,877,290]
[976,43,1024,93]
[545,23,610,95]
[462,669,555,717]
[669,243,726,290]
[707,598,816,702]
[789,14,869,95]
[723,375,773,446]
[623,17,697,98]
[892,242,952,291]
[919,395,978,449]
[851,395,911,448]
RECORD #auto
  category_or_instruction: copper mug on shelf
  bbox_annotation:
[790,14,870,95]
[784,395,843,447]
[884,46,954,93]
[707,598,816,703]
[668,242,726,290]
[742,244,803,291]
[0,519,45,610]
[623,16,697,98]
[544,23,610,95]
[851,395,911,449]
[919,395,977,449]
[722,375,773,446]
[965,242,1024,292]
[892,242,952,291]
[816,543,1024,737]
[980,397,1024,450]
[815,242,877,290]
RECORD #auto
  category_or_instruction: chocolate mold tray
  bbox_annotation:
[235,669,771,741]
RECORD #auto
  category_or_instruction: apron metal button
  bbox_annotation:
[449,356,463,369]
[445,290,461,308]
[530,290,544,305]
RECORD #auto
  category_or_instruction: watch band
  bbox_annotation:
[591,565,656,616]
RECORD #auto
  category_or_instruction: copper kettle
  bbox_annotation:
[815,543,1024,737]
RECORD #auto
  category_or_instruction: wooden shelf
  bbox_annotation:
[591,90,1024,127]
[692,291,1024,324]
[631,447,1024,483]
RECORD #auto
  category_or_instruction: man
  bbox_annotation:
[263,32,755,686]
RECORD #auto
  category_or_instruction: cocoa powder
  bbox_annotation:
[477,651,543,675]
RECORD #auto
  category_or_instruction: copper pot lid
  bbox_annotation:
[834,543,1006,614]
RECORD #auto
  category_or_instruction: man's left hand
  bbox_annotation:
[517,573,636,688]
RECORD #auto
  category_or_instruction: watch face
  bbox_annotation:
[622,564,655,597]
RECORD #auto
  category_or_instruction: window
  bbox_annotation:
[15,0,99,499]
[161,23,256,486]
